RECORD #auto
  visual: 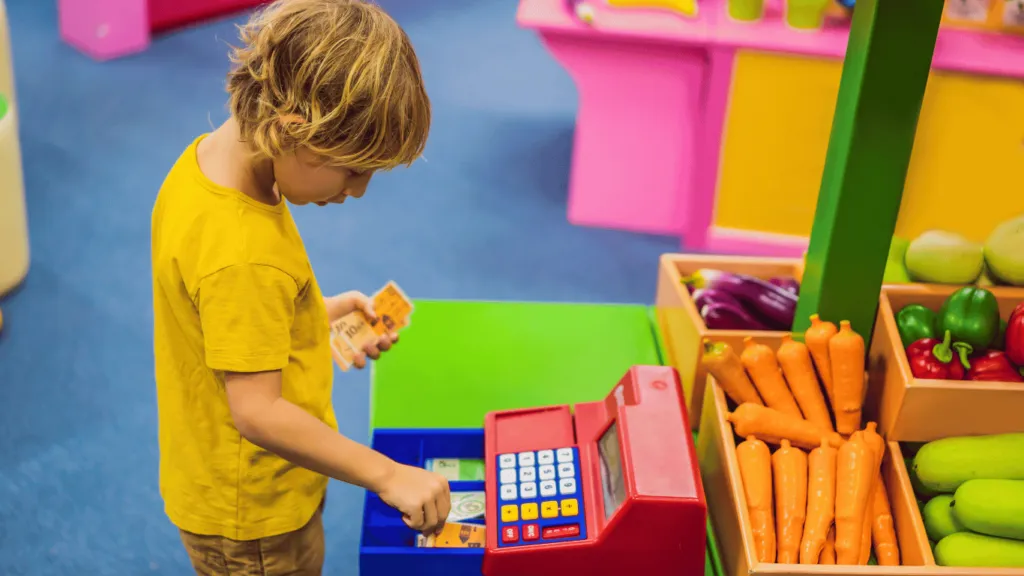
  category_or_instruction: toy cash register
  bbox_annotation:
[483,366,706,576]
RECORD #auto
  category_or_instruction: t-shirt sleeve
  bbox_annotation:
[196,263,299,373]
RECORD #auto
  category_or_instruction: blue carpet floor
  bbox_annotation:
[0,1,678,573]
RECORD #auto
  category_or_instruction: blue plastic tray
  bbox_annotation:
[361,429,486,576]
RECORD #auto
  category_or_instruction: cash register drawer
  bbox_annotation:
[360,429,486,576]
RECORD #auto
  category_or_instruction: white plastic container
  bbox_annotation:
[0,93,29,295]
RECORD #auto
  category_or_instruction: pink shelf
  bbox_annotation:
[518,0,1024,78]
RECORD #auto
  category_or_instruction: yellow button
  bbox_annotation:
[561,498,579,517]
[521,503,539,521]
[501,505,519,522]
[541,501,559,519]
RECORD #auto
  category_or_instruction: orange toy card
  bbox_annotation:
[369,281,413,335]
[416,522,486,548]
[329,280,414,372]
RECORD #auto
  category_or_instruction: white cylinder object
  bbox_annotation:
[0,93,29,295]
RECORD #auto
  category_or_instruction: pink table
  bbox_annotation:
[517,0,1024,256]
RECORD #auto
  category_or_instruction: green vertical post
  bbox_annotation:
[793,0,944,340]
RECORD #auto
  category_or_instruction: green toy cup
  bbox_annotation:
[728,0,764,21]
[785,0,830,29]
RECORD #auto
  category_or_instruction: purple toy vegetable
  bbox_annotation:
[683,269,797,330]
[701,303,772,331]
[692,287,744,312]
[769,277,800,295]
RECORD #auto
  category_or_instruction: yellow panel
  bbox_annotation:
[607,0,698,17]
[715,51,1024,242]
[714,51,842,237]
[896,71,1024,243]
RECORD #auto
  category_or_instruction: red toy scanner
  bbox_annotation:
[483,365,706,576]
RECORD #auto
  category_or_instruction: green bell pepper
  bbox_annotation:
[936,286,1000,350]
[896,304,937,348]
[992,318,1008,350]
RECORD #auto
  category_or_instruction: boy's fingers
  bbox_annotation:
[436,494,451,527]
[377,336,392,352]
[363,343,381,360]
[404,508,424,531]
[352,353,367,369]
[421,502,438,535]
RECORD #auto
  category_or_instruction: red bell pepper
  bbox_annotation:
[1006,302,1024,366]
[906,330,972,380]
[967,350,1024,382]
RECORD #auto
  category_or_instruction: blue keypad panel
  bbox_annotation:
[495,447,588,547]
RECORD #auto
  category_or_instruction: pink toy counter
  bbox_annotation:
[517,0,1024,256]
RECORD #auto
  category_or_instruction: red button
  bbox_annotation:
[523,524,540,541]
[542,524,580,540]
[502,526,519,543]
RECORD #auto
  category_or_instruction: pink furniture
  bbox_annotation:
[58,0,269,61]
[517,0,1024,256]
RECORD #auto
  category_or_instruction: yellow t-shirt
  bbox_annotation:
[151,135,337,540]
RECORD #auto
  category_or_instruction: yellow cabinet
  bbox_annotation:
[714,50,1024,243]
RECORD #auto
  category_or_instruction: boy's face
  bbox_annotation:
[273,147,373,207]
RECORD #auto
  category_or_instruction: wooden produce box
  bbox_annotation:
[697,377,934,576]
[866,284,1024,442]
[655,254,804,429]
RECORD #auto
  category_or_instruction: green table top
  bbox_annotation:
[370,300,661,429]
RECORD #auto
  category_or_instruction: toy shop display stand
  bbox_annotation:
[517,0,1024,256]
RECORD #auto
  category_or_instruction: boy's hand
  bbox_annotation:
[325,290,398,369]
[376,463,451,535]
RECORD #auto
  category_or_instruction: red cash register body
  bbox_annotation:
[483,366,706,576]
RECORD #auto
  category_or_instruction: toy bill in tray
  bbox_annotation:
[415,522,486,548]
[330,281,413,371]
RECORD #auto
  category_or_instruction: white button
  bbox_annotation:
[518,452,536,467]
[520,482,537,499]
[557,448,574,463]
[499,454,516,469]
[519,467,536,482]
[539,465,556,480]
[537,450,555,465]
[500,469,517,484]
[540,480,557,497]
[500,485,518,501]
[559,478,577,495]
[558,463,575,478]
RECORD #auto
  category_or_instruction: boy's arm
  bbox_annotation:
[197,264,449,534]
[225,369,451,534]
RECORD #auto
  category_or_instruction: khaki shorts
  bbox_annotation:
[179,504,325,576]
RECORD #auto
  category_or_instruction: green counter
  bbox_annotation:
[370,300,662,429]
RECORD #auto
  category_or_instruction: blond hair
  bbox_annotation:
[227,0,430,170]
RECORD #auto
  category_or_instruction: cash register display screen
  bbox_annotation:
[599,421,626,520]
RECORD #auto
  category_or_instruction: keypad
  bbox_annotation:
[495,446,586,547]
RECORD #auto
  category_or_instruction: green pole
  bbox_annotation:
[792,0,944,340]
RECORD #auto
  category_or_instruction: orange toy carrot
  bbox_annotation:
[727,403,844,451]
[871,475,900,566]
[805,314,838,405]
[737,436,776,563]
[820,526,836,564]
[741,337,803,419]
[835,432,875,565]
[829,321,866,435]
[777,334,834,433]
[859,423,886,564]
[702,339,763,406]
[773,440,808,564]
[800,438,837,564]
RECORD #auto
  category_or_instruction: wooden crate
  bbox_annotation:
[697,376,934,576]
[866,284,1024,442]
[655,253,804,428]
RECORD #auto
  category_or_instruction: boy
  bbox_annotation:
[150,1,451,573]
